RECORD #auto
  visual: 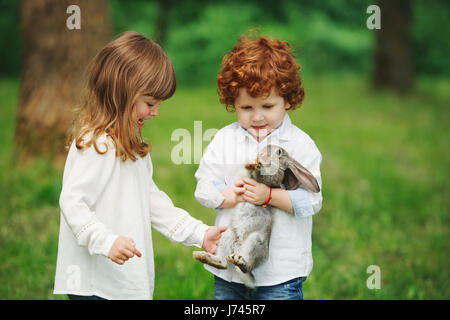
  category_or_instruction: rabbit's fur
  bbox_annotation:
[193,145,320,287]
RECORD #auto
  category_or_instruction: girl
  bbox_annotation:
[194,35,323,299]
[53,31,226,300]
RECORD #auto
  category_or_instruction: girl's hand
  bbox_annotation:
[202,226,228,254]
[109,236,142,265]
[241,177,271,206]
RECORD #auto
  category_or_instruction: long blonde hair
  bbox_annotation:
[68,31,176,162]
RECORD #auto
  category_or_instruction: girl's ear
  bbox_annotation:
[282,158,320,192]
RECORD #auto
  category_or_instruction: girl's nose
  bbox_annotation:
[151,106,159,117]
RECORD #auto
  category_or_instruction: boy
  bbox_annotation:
[194,35,322,300]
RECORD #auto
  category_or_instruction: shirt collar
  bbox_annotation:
[236,113,292,143]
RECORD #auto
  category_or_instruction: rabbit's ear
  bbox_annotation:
[283,158,320,192]
[283,168,301,190]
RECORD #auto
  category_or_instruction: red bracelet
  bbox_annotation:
[262,188,272,207]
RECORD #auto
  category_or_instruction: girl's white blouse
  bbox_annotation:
[194,113,323,286]
[54,134,208,299]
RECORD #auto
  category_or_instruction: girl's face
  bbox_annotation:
[234,88,290,142]
[135,95,161,128]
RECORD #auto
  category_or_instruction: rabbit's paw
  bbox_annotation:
[193,251,207,261]
[226,254,249,273]
[193,251,227,269]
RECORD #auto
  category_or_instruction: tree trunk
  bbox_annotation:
[373,0,413,92]
[16,0,111,164]
[155,0,170,47]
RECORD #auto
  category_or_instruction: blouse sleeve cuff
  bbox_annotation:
[100,234,119,258]
[192,223,210,249]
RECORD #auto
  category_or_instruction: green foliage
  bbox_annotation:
[108,0,450,83]
[166,2,263,85]
[111,0,158,39]
[163,1,374,84]
[278,2,373,75]
[412,0,450,76]
[1,0,449,79]
[0,0,21,75]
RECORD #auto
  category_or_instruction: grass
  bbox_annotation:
[0,74,448,299]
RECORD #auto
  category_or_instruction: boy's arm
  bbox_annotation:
[239,178,293,212]
[217,185,246,209]
[194,134,227,209]
[241,179,319,217]
[268,188,294,213]
[240,144,323,217]
[286,143,323,217]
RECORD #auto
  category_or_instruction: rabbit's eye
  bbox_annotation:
[275,148,282,156]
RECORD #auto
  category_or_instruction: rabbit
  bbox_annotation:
[193,144,320,288]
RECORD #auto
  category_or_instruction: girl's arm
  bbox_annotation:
[59,139,119,257]
[148,180,209,247]
[147,159,225,249]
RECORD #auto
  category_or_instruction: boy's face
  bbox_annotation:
[234,88,290,142]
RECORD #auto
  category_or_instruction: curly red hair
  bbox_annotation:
[217,35,304,112]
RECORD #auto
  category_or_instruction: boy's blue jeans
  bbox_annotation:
[67,294,106,300]
[213,276,307,300]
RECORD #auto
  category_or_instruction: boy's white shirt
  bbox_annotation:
[54,133,209,300]
[194,113,323,286]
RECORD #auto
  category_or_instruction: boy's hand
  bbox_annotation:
[109,236,142,265]
[234,178,248,202]
[241,177,271,206]
[218,186,245,208]
[202,226,227,254]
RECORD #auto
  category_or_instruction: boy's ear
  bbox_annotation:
[284,101,291,110]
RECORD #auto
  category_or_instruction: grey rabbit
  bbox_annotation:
[193,144,320,287]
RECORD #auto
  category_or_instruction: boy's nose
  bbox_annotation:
[251,111,264,122]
